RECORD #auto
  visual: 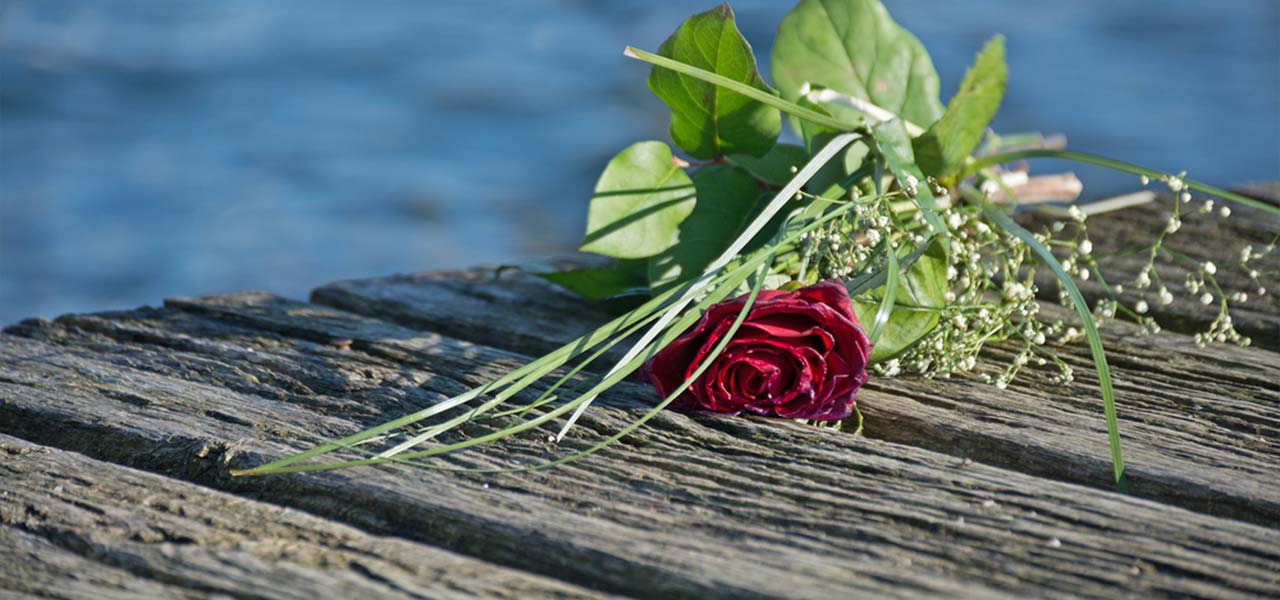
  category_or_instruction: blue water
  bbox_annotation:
[2,0,1277,324]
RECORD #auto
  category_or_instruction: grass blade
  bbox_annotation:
[965,184,1127,491]
[867,244,899,345]
[232,278,688,475]
[623,46,855,132]
[238,193,872,476]
[963,148,1278,216]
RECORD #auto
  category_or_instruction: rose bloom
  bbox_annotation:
[645,280,871,420]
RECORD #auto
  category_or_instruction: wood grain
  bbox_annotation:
[0,435,614,600]
[3,292,1278,598]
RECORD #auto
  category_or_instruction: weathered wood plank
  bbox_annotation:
[1,527,202,600]
[3,300,1279,598]
[311,266,1280,525]
[0,435,614,600]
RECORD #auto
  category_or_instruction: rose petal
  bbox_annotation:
[644,279,870,421]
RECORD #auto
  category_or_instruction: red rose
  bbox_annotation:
[645,280,871,420]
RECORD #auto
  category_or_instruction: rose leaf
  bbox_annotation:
[771,0,943,135]
[852,237,947,363]
[728,143,808,186]
[534,260,649,301]
[913,35,1008,178]
[649,3,782,159]
[648,165,759,292]
[580,141,697,259]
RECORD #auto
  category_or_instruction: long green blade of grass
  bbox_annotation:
[388,256,762,457]
[235,256,774,475]
[964,148,1278,216]
[964,185,1128,492]
[623,46,856,132]
[867,243,899,345]
[241,193,873,476]
[237,255,757,475]
[232,275,692,475]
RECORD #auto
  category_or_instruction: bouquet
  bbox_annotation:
[235,0,1275,490]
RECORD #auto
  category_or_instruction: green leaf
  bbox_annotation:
[649,3,782,159]
[535,261,648,301]
[729,143,808,185]
[872,120,949,248]
[649,165,760,292]
[581,141,696,259]
[913,36,1007,178]
[771,0,943,136]
[852,237,946,363]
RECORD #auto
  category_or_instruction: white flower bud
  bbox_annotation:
[1135,300,1149,314]
[1135,270,1151,288]
[1079,240,1092,256]
[1219,206,1231,218]
[1203,261,1216,275]
[1200,293,1213,305]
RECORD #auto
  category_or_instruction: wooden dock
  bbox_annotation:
[2,185,1278,599]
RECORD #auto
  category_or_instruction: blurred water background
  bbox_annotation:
[2,0,1277,323]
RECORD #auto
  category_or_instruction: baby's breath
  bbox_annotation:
[787,169,1271,390]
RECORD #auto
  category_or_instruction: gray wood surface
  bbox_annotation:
[1,185,1277,599]
[0,435,612,600]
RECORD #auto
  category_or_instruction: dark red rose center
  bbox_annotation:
[645,280,871,421]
